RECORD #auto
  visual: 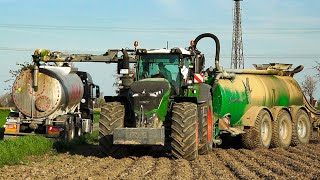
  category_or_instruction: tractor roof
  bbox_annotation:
[146,48,191,55]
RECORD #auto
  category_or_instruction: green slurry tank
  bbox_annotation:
[193,33,317,149]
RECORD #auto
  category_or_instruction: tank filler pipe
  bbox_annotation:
[193,33,221,72]
[33,65,39,92]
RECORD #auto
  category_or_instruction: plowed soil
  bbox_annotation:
[1,132,320,180]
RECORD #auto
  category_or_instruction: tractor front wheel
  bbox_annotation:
[171,102,199,160]
[99,102,124,155]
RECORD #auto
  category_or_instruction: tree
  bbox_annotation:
[301,75,317,105]
[4,62,32,92]
[0,93,14,107]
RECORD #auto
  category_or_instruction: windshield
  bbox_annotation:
[138,54,180,82]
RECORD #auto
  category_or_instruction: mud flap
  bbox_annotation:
[113,127,165,146]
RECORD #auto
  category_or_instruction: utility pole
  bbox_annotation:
[231,0,244,69]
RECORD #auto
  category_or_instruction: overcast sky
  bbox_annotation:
[0,0,320,98]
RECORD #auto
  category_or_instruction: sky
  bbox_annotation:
[0,0,320,98]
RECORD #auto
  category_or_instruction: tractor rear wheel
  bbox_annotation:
[271,110,292,148]
[198,99,213,155]
[291,109,311,146]
[242,109,272,149]
[99,102,124,155]
[171,102,199,160]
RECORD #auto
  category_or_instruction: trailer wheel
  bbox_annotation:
[99,102,124,155]
[271,110,292,148]
[198,99,213,155]
[171,102,199,160]
[62,118,75,142]
[291,109,311,146]
[242,109,272,149]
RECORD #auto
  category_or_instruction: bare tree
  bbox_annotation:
[301,75,318,105]
[0,92,14,107]
[4,62,32,91]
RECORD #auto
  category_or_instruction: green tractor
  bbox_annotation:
[99,33,220,160]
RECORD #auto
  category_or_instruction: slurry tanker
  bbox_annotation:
[4,59,100,140]
[29,33,320,160]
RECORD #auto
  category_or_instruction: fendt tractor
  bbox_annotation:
[31,33,320,160]
[4,55,100,141]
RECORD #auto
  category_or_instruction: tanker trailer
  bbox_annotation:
[192,33,317,149]
[4,62,100,141]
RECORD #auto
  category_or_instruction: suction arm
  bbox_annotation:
[193,33,221,72]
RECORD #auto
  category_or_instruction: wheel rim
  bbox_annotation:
[77,128,82,137]
[280,120,289,140]
[298,118,307,138]
[70,127,75,140]
[261,119,269,142]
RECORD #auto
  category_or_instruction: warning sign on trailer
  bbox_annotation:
[194,73,204,83]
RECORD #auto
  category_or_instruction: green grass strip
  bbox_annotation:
[0,136,53,167]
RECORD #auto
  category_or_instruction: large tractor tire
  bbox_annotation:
[99,102,124,155]
[171,102,199,160]
[271,110,292,148]
[291,109,311,146]
[242,109,272,149]
[198,99,213,155]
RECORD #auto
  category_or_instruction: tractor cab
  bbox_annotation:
[136,48,192,95]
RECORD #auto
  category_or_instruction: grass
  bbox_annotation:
[0,130,99,167]
[0,108,100,167]
[0,109,9,127]
[0,136,53,167]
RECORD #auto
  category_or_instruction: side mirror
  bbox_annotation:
[95,85,100,98]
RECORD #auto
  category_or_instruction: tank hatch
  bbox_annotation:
[253,63,293,71]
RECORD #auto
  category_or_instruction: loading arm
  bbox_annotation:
[32,49,137,64]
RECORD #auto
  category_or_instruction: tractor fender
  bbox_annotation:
[241,106,273,127]
[174,97,197,104]
[104,96,128,103]
[270,106,292,121]
[198,83,212,104]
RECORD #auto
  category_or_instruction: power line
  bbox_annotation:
[0,23,319,34]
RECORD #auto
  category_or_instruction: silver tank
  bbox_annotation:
[12,66,84,118]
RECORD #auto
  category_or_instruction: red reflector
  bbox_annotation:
[48,126,60,136]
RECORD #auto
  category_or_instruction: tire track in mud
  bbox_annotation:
[214,149,259,180]
[295,145,320,160]
[91,157,135,179]
[116,156,156,180]
[189,154,221,180]
[272,148,320,169]
[239,149,299,178]
[170,159,193,180]
[227,149,279,179]
[205,153,237,179]
[256,148,319,179]
[144,157,172,180]
[287,146,319,160]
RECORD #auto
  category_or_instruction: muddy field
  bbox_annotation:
[1,132,320,180]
